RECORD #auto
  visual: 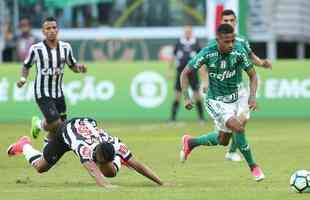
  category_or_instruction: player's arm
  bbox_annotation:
[199,67,209,94]
[66,44,87,73]
[17,46,35,88]
[181,49,207,110]
[246,67,258,111]
[83,161,115,188]
[251,52,272,69]
[126,157,163,186]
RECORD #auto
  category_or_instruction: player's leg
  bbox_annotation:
[33,97,63,140]
[226,89,250,162]
[225,117,264,181]
[180,99,233,162]
[189,71,204,121]
[170,70,182,121]
[7,136,52,173]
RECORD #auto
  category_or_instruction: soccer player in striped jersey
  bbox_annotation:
[179,24,265,181]
[7,117,164,188]
[16,17,87,142]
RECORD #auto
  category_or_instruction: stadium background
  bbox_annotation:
[0,1,310,200]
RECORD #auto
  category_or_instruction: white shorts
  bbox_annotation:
[205,89,250,133]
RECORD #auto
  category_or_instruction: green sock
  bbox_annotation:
[228,134,238,153]
[189,131,219,149]
[235,132,256,168]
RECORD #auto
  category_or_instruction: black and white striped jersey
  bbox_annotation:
[23,40,77,99]
[60,117,132,164]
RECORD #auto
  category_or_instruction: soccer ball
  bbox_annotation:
[290,170,310,193]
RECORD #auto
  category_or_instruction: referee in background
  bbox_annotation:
[169,25,204,122]
[17,17,87,141]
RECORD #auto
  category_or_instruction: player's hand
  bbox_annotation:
[262,59,272,69]
[248,97,257,111]
[161,181,176,187]
[104,184,118,190]
[17,78,26,88]
[76,63,87,73]
[184,98,193,110]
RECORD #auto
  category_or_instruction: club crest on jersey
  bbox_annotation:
[79,146,92,160]
[220,60,226,69]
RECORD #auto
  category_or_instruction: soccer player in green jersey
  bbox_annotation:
[179,24,265,181]
[220,9,272,162]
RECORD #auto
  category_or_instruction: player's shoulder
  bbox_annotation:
[30,41,44,50]
[59,40,73,48]
[235,34,249,43]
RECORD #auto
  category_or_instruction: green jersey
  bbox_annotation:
[188,40,253,103]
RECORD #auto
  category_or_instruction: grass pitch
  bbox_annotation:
[0,119,309,200]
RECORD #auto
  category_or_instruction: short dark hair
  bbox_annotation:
[44,16,57,23]
[217,24,234,35]
[221,9,236,18]
[96,142,115,162]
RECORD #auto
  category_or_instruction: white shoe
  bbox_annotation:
[225,152,242,162]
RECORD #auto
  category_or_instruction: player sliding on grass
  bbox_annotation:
[218,9,272,162]
[179,24,265,181]
[8,117,164,188]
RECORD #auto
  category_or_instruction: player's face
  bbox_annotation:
[216,33,235,53]
[184,26,193,39]
[42,21,58,41]
[19,19,31,34]
[221,15,236,30]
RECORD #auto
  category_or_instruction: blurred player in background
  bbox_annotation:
[7,117,164,188]
[219,9,272,162]
[169,25,205,122]
[16,17,87,143]
[180,24,265,182]
[15,17,39,61]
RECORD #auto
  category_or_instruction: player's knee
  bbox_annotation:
[234,126,245,133]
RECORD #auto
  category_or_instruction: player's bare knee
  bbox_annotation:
[234,125,245,133]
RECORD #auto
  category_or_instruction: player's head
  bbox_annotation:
[221,9,237,30]
[216,24,235,53]
[93,142,115,164]
[19,17,31,34]
[42,16,58,42]
[184,25,193,39]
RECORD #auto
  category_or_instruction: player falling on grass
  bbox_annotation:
[218,9,272,162]
[179,24,265,181]
[7,117,164,188]
[16,16,87,143]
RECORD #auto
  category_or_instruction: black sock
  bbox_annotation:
[195,100,204,120]
[171,101,180,121]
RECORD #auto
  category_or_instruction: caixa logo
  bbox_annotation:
[41,68,64,75]
[130,71,167,108]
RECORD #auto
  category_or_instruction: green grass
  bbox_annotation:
[0,119,309,199]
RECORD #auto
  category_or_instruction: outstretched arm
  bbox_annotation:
[126,157,163,186]
[83,161,114,188]
[251,52,272,69]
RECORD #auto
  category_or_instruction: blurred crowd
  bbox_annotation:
[2,18,38,62]
[7,0,206,28]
